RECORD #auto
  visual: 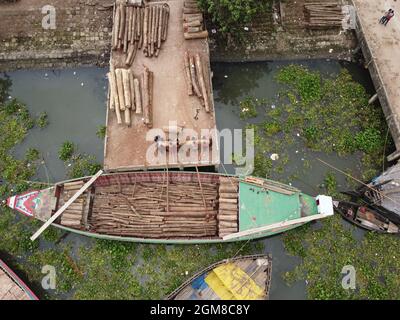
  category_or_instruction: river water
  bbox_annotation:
[4,60,375,299]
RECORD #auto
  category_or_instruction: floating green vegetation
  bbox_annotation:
[37,111,49,129]
[74,241,263,299]
[283,215,400,299]
[58,141,101,179]
[96,125,106,139]
[58,141,74,161]
[239,64,391,181]
[239,96,266,120]
[66,154,102,179]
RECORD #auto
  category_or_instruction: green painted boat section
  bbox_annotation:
[238,181,319,233]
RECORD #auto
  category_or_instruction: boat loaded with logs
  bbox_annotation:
[166,255,272,300]
[0,259,38,300]
[333,201,400,234]
[7,171,334,243]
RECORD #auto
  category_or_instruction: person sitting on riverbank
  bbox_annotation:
[384,10,395,26]
[380,9,394,25]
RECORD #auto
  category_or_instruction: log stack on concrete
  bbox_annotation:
[89,181,219,238]
[183,51,211,113]
[182,0,208,40]
[108,66,153,127]
[304,1,343,29]
[112,2,170,65]
[218,177,239,237]
[143,3,170,57]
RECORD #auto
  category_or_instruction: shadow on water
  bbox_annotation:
[3,60,377,300]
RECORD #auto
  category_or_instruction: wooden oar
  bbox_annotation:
[30,170,103,241]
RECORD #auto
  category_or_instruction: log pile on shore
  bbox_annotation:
[218,177,239,237]
[183,51,211,113]
[107,66,153,127]
[183,0,208,40]
[304,2,343,29]
[89,181,219,238]
[112,2,170,65]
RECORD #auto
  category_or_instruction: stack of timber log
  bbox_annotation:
[304,2,344,29]
[112,2,170,65]
[89,181,219,238]
[183,51,211,113]
[218,177,239,237]
[58,181,88,228]
[143,3,170,57]
[108,66,153,127]
[112,3,144,66]
[182,0,208,40]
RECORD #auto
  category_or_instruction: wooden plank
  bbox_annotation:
[222,211,333,241]
[30,170,103,241]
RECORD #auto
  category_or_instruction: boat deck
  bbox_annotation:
[104,0,219,171]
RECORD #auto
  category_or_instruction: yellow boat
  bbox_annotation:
[166,255,272,300]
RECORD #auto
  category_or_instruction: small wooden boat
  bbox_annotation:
[333,200,399,234]
[7,171,333,243]
[0,259,38,300]
[166,255,272,300]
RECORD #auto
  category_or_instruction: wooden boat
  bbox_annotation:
[7,171,334,243]
[0,259,38,300]
[333,200,399,234]
[166,255,272,300]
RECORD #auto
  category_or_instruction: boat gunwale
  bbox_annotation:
[165,254,273,300]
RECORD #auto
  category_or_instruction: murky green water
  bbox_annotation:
[4,60,376,299]
[9,67,108,182]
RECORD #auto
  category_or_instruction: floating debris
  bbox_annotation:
[270,153,279,161]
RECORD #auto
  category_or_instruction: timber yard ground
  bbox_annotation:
[1,0,400,302]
